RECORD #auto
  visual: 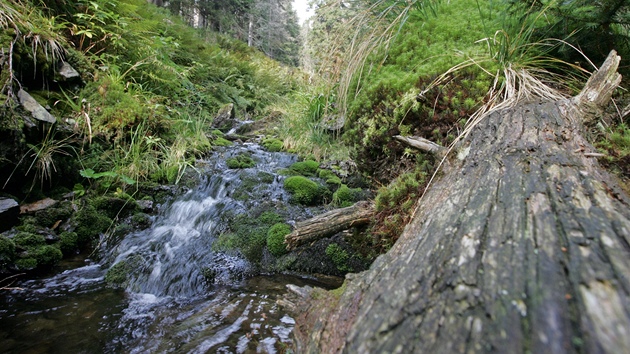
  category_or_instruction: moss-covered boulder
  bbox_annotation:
[261,138,284,152]
[0,235,16,268]
[288,160,320,176]
[283,176,329,205]
[226,154,256,169]
[267,223,291,257]
[72,203,113,245]
[58,231,79,256]
[213,211,284,264]
[332,184,365,207]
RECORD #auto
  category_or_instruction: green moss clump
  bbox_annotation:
[288,160,320,176]
[325,243,351,272]
[0,236,16,266]
[284,176,329,205]
[105,261,129,287]
[13,232,46,249]
[92,196,137,219]
[267,223,291,257]
[262,138,284,152]
[333,184,364,207]
[15,258,37,271]
[59,231,79,256]
[213,136,233,147]
[73,204,113,245]
[226,154,256,169]
[213,211,284,264]
[34,245,62,267]
[318,169,342,186]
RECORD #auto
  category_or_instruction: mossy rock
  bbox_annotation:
[213,211,284,264]
[332,184,364,207]
[288,160,320,176]
[266,223,291,257]
[213,136,233,147]
[58,231,78,256]
[92,196,137,219]
[34,245,62,267]
[13,232,46,249]
[105,261,129,288]
[73,203,113,245]
[318,169,342,186]
[262,138,284,152]
[0,235,16,266]
[283,176,329,205]
[32,200,74,228]
[226,154,256,169]
[15,257,37,271]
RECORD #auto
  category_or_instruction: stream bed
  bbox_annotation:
[0,143,341,353]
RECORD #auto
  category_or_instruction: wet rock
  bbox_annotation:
[0,197,19,232]
[212,103,236,132]
[20,198,58,214]
[57,61,80,80]
[17,89,56,124]
[136,199,154,213]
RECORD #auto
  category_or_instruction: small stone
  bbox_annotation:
[57,61,80,80]
[18,89,56,124]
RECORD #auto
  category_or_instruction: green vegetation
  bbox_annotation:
[213,211,284,264]
[287,160,320,177]
[226,154,256,169]
[283,176,329,205]
[266,223,291,257]
[261,138,284,152]
[0,236,16,268]
[325,243,350,272]
[332,184,363,207]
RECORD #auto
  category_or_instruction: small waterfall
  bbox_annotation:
[104,143,298,297]
[0,143,342,353]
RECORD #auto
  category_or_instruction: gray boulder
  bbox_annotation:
[0,197,19,232]
[18,89,56,124]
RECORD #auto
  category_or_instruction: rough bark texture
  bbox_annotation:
[291,53,630,353]
[285,201,375,250]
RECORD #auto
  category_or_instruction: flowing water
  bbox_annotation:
[0,143,340,353]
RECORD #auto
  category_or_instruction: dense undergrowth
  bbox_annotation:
[0,0,300,199]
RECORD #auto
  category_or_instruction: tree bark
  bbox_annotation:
[290,51,630,353]
[285,201,375,250]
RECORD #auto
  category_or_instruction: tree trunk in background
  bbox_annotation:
[291,52,630,353]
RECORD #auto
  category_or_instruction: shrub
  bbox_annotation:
[267,223,291,257]
[284,176,328,205]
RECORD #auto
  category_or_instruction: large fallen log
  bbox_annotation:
[285,201,375,250]
[289,51,630,353]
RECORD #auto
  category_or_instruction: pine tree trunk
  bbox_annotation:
[290,52,630,353]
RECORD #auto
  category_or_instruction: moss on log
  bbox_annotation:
[289,51,630,353]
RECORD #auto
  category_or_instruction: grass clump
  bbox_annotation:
[267,223,291,257]
[283,176,329,205]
